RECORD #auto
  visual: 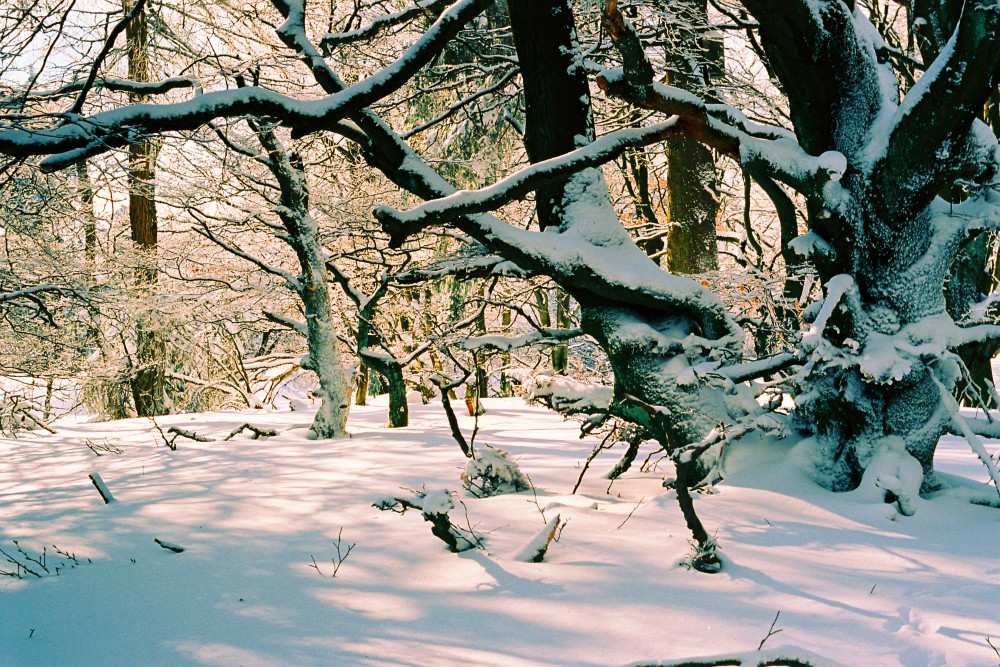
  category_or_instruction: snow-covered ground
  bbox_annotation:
[1,398,997,666]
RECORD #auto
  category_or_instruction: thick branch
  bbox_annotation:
[874,0,1000,224]
[0,0,492,170]
[374,120,681,229]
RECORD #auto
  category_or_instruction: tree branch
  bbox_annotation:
[873,0,1000,225]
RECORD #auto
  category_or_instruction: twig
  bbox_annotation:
[149,417,175,451]
[616,496,645,529]
[757,611,783,650]
[986,636,1000,665]
[524,473,547,523]
[330,527,355,577]
[572,430,616,494]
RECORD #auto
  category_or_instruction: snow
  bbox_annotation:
[1,399,998,666]
[788,231,835,261]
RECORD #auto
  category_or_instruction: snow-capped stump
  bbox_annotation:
[461,447,530,498]
[88,472,115,504]
[514,514,563,563]
[374,489,483,553]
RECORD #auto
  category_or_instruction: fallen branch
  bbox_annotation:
[167,427,213,443]
[154,538,185,553]
[85,438,123,456]
[224,423,278,440]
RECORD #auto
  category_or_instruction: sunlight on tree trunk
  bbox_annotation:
[124,0,165,417]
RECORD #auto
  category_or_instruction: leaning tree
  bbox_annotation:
[1,0,999,566]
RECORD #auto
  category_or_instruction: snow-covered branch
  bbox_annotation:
[0,0,492,170]
[374,120,682,230]
[531,375,613,416]
[320,0,450,54]
[394,254,527,284]
[0,77,198,109]
[456,328,584,353]
[873,0,1000,224]
[597,69,847,199]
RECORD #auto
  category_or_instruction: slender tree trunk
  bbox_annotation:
[384,362,408,428]
[76,161,97,273]
[358,312,408,428]
[124,0,166,417]
[665,0,721,275]
[355,363,369,406]
[550,288,571,374]
[298,247,351,437]
[253,127,351,438]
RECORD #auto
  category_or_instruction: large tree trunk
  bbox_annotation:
[508,0,744,488]
[740,0,1000,494]
[124,0,166,417]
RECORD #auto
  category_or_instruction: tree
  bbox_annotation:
[1,0,999,559]
[662,0,724,275]
[122,0,167,416]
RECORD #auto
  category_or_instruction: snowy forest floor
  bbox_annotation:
[1,396,998,667]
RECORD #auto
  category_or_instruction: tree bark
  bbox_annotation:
[253,128,351,438]
[123,0,166,417]
[664,0,723,275]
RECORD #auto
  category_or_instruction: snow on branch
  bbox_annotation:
[531,375,613,416]
[597,69,848,199]
[320,0,450,54]
[801,274,865,351]
[394,254,528,284]
[719,351,800,384]
[873,0,1000,224]
[0,0,493,170]
[456,328,584,353]
[375,489,484,552]
[0,77,199,109]
[374,119,682,230]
